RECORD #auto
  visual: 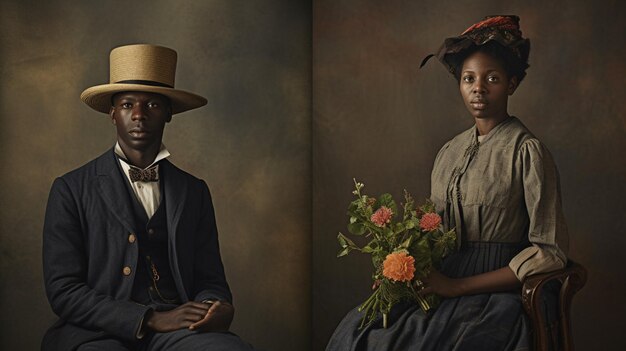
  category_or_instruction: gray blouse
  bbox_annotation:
[430,117,569,281]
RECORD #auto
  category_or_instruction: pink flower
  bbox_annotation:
[371,206,393,227]
[382,252,415,282]
[420,212,442,231]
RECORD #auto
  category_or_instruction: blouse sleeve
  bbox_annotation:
[508,139,569,281]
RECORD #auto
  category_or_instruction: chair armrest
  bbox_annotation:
[521,261,587,351]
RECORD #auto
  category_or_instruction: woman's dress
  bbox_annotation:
[326,117,569,351]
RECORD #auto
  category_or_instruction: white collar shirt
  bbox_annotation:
[114,142,171,218]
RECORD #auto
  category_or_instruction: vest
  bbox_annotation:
[123,169,181,306]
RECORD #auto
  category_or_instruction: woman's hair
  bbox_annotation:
[449,41,529,84]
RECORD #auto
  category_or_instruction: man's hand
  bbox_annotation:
[145,302,211,333]
[189,301,234,332]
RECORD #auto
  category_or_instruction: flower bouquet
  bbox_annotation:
[337,179,456,328]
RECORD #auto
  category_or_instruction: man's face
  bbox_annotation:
[109,91,172,153]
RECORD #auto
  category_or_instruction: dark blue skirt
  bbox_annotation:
[326,242,557,351]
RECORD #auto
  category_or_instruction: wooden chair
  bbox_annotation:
[521,261,587,351]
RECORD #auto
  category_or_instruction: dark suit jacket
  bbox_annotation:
[42,148,232,351]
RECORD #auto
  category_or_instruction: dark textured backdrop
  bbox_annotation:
[0,1,310,350]
[313,0,626,350]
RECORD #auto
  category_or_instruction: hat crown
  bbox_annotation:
[109,44,177,87]
[81,43,207,114]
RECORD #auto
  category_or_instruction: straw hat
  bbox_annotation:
[80,44,207,114]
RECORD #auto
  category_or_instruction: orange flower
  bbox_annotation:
[370,206,393,227]
[420,212,442,232]
[382,252,415,282]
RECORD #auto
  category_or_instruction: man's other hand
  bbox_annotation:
[146,302,211,332]
[189,301,234,332]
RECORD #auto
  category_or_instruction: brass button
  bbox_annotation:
[123,266,132,276]
[147,228,155,235]
[128,234,136,243]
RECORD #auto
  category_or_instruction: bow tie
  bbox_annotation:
[128,166,159,182]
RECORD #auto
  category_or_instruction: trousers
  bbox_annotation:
[76,329,255,351]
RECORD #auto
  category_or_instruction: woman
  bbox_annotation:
[326,15,569,351]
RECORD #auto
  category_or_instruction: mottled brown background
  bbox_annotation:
[313,0,626,350]
[1,0,625,350]
[0,1,310,350]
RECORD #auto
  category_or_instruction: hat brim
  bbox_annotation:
[80,84,207,115]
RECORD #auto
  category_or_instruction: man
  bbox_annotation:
[42,44,254,350]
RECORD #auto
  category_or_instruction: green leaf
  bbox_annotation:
[430,244,444,267]
[362,238,382,254]
[398,236,412,249]
[411,237,433,277]
[372,254,384,268]
[378,193,393,205]
[402,190,416,221]
[362,246,374,253]
[348,222,366,235]
[349,216,358,224]
[419,199,436,214]
[383,227,394,238]
[337,233,347,247]
[429,229,442,240]
[337,247,351,257]
[378,193,398,214]
[348,200,359,211]
[393,222,405,234]
[445,228,457,244]
[347,210,362,222]
[337,232,359,249]
[364,208,373,218]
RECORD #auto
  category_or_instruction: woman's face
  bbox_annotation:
[459,51,518,121]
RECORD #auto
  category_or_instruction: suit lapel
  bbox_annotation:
[96,149,136,234]
[160,159,189,300]
[161,159,188,240]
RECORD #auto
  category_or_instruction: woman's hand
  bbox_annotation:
[419,266,521,298]
[419,269,463,298]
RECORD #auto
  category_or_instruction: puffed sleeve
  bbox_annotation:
[508,139,569,281]
[430,140,453,210]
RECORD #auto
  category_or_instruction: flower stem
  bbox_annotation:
[416,293,431,312]
[410,282,432,312]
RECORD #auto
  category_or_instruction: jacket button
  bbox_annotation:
[147,228,155,235]
[123,266,132,276]
[128,234,136,243]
